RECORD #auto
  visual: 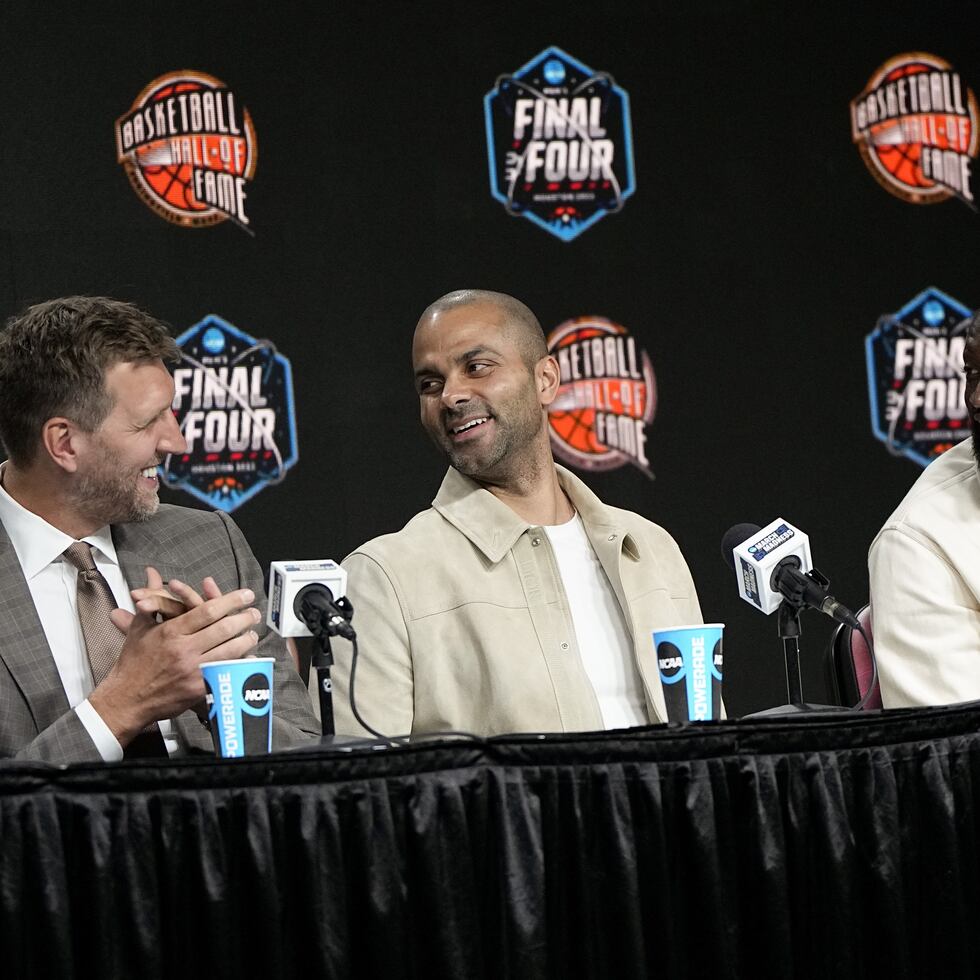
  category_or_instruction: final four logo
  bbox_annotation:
[115,71,257,232]
[163,316,298,511]
[851,53,978,209]
[865,287,972,467]
[547,317,655,478]
[484,47,635,241]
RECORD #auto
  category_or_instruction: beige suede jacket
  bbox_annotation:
[331,465,703,739]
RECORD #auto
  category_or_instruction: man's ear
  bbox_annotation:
[537,354,561,408]
[40,418,83,473]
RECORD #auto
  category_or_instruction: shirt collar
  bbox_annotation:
[0,463,120,579]
[431,463,634,563]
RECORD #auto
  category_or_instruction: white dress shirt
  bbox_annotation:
[0,471,176,759]
[544,513,648,729]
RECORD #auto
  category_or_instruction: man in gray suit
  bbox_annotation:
[0,295,319,763]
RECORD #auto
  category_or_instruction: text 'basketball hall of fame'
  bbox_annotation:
[547,316,656,479]
[851,53,978,210]
[114,70,257,232]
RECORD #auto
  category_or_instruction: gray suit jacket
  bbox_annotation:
[0,503,320,763]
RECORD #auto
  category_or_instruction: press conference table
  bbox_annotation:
[6,704,980,980]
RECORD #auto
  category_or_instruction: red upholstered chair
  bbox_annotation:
[828,605,880,709]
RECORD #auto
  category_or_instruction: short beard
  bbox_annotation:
[447,437,508,479]
[973,422,980,467]
[444,403,544,486]
[70,444,159,528]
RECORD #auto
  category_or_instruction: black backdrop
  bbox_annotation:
[1,0,978,716]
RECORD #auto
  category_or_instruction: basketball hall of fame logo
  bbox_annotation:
[865,287,972,468]
[547,317,656,478]
[163,315,298,512]
[114,71,257,233]
[484,47,635,242]
[851,53,978,209]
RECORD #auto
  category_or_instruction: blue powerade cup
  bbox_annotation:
[652,624,724,723]
[200,657,275,757]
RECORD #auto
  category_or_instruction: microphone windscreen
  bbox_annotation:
[720,523,762,570]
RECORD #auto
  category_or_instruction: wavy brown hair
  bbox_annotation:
[0,296,179,465]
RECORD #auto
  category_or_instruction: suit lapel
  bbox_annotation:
[113,518,209,753]
[0,522,72,733]
[112,520,184,592]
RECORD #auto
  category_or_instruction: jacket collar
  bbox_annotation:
[431,464,639,563]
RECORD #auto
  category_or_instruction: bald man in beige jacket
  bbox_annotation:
[331,290,702,739]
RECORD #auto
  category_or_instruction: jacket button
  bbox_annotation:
[531,537,541,546]
[608,534,616,541]
[560,642,569,650]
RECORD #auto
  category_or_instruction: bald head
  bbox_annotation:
[416,289,548,370]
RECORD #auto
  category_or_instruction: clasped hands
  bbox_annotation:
[88,567,261,744]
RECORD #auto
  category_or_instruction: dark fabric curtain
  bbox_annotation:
[4,704,980,978]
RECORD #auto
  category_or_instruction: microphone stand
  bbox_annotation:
[291,597,388,751]
[746,568,847,717]
[777,599,806,707]
[307,596,354,737]
[311,631,337,737]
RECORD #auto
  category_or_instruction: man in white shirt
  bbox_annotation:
[0,296,318,762]
[869,311,980,707]
[331,289,702,738]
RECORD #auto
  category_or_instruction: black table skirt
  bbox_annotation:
[5,704,980,979]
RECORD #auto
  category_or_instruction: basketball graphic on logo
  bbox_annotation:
[136,80,212,215]
[547,316,656,477]
[851,53,979,207]
[869,64,935,191]
[115,70,258,230]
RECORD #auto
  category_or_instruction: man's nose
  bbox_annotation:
[440,374,472,409]
[160,411,188,454]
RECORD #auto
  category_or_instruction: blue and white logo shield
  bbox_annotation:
[163,314,299,511]
[484,46,636,242]
[865,287,972,467]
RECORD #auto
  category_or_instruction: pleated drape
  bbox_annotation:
[3,705,980,978]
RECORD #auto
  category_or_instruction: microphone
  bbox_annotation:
[266,560,354,639]
[268,559,368,743]
[721,519,860,628]
[295,583,356,641]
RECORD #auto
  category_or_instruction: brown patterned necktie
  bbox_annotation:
[62,541,124,686]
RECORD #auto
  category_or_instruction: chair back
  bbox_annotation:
[828,605,880,709]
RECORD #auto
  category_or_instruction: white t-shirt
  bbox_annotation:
[543,514,647,729]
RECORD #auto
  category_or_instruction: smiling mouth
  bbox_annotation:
[450,417,490,436]
[140,465,159,479]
